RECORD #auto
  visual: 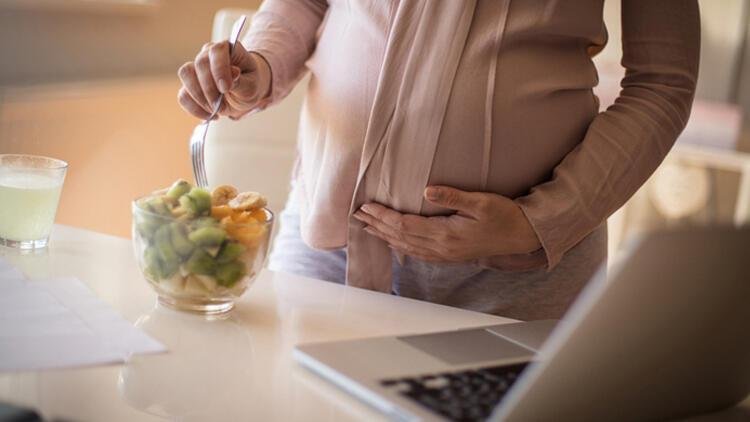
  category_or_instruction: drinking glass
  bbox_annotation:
[0,154,68,249]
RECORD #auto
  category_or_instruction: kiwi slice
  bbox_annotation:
[154,225,180,277]
[187,187,212,216]
[190,216,219,230]
[159,254,180,279]
[185,248,216,276]
[166,179,192,200]
[215,260,246,287]
[143,246,162,280]
[178,195,199,217]
[188,226,226,248]
[145,197,171,216]
[169,222,195,258]
[136,217,161,240]
[216,242,246,264]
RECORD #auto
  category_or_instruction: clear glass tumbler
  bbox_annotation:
[0,154,68,249]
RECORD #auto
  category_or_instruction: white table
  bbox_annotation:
[0,225,747,421]
[0,225,510,421]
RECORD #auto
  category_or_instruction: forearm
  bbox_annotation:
[515,0,700,269]
[243,0,327,107]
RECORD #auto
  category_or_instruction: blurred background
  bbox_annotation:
[0,0,748,263]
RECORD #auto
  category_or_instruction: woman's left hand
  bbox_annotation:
[353,186,542,263]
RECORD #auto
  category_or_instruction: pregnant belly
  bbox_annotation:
[490,90,598,197]
[428,88,598,203]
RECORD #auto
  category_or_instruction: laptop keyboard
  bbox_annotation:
[379,362,528,422]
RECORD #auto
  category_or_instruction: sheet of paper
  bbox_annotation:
[0,258,166,372]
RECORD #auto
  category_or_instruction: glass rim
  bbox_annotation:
[132,195,274,226]
[0,154,69,170]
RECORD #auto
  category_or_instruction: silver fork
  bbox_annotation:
[190,15,248,188]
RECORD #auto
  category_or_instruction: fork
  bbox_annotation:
[190,15,248,188]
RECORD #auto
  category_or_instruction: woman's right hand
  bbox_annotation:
[177,41,272,120]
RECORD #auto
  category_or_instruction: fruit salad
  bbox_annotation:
[133,179,271,299]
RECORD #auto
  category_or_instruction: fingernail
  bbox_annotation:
[361,204,375,214]
[425,187,441,201]
[364,227,375,235]
[218,79,229,93]
[353,211,365,220]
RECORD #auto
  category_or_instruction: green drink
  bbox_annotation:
[0,155,67,249]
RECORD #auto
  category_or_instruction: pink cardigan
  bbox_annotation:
[244,0,700,292]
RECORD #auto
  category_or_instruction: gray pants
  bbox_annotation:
[269,189,607,321]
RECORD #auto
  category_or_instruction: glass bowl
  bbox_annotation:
[132,196,273,315]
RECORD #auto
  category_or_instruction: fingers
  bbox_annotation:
[362,224,442,260]
[357,203,441,238]
[208,41,232,93]
[222,71,259,116]
[194,47,221,112]
[179,39,265,120]
[353,206,452,262]
[177,87,212,120]
[424,186,488,217]
[232,42,256,73]
[354,210,437,250]
[177,62,211,115]
[389,246,452,263]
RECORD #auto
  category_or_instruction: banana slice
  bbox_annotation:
[211,185,239,206]
[228,192,267,211]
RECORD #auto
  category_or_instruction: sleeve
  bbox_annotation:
[514,0,701,269]
[243,0,328,109]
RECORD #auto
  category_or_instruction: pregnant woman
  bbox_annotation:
[177,1,700,320]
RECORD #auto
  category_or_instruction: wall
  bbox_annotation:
[0,0,261,86]
[0,76,197,238]
[597,0,748,104]
[695,0,748,103]
[2,0,745,95]
[0,1,266,238]
[2,0,747,100]
[599,0,750,153]
[737,6,750,151]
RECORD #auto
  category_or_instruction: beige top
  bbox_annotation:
[245,0,700,292]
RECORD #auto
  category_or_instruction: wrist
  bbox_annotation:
[248,51,272,100]
[510,204,542,255]
[515,208,542,254]
[486,221,540,257]
[517,229,542,254]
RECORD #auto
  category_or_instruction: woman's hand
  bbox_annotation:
[353,186,542,263]
[177,41,271,120]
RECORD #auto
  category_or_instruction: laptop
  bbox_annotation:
[294,226,750,421]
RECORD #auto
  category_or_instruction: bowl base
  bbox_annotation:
[157,295,234,315]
